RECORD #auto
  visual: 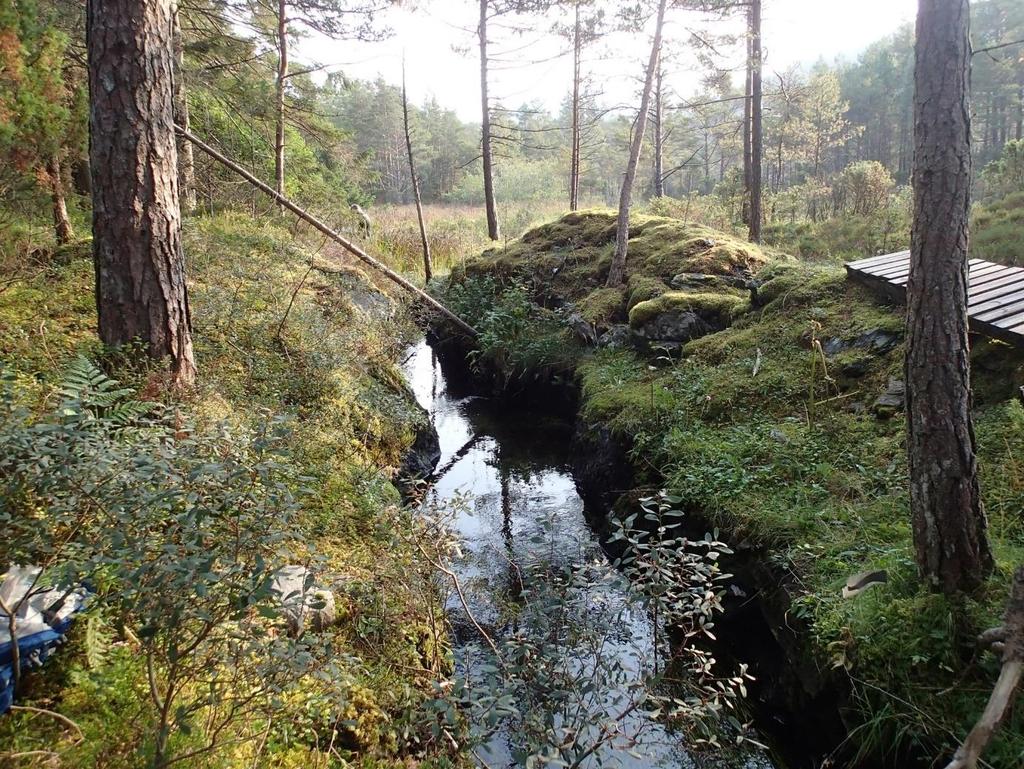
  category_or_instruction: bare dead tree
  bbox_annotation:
[606,0,668,287]
[402,57,433,282]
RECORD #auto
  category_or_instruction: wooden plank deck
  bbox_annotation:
[845,250,1024,349]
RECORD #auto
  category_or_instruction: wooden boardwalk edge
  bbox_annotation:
[845,252,1024,350]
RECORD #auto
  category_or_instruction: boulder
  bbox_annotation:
[872,378,905,419]
[567,312,598,345]
[597,324,633,350]
[823,329,900,357]
[271,565,337,637]
[632,309,712,350]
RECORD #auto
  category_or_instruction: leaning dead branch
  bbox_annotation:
[943,565,1024,769]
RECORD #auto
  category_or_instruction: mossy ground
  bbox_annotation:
[440,211,1024,766]
[0,213,454,768]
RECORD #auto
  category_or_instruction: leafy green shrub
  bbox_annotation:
[0,359,348,768]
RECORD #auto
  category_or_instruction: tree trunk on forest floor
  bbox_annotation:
[47,153,73,245]
[653,64,664,198]
[89,0,196,388]
[569,1,581,212]
[274,0,288,207]
[906,0,991,595]
[479,0,500,241]
[606,0,668,288]
[748,0,762,244]
[172,3,196,215]
[402,59,432,283]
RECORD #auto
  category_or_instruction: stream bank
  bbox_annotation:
[424,209,1024,768]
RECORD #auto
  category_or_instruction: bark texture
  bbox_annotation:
[479,0,500,241]
[88,0,196,388]
[906,0,991,594]
[605,0,667,288]
[748,0,762,244]
[47,153,74,245]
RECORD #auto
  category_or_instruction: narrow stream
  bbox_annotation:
[402,339,774,769]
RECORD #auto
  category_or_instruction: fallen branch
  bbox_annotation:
[943,565,1024,769]
[175,126,478,339]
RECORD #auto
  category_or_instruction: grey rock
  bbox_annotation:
[567,312,598,345]
[633,310,712,346]
[670,272,748,291]
[597,324,633,350]
[271,565,338,637]
[823,329,901,357]
[872,378,906,418]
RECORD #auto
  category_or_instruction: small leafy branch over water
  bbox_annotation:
[409,490,758,766]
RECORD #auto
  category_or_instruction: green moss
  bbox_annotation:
[0,212,449,768]
[626,274,669,310]
[447,206,1024,764]
[577,286,625,327]
[628,290,748,329]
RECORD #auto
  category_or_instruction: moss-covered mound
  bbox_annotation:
[455,209,780,332]
[439,211,1024,767]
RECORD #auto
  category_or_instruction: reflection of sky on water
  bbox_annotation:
[402,340,704,769]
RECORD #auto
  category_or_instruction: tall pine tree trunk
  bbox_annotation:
[88,0,196,388]
[606,0,667,288]
[906,0,991,595]
[479,0,500,241]
[569,2,581,211]
[47,153,74,245]
[274,0,288,204]
[742,20,752,225]
[748,0,762,244]
[171,3,195,214]
[653,64,665,197]
[402,60,432,283]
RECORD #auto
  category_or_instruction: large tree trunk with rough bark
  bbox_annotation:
[172,3,196,214]
[88,0,196,388]
[906,0,991,595]
[47,153,74,245]
[274,0,288,204]
[402,61,432,283]
[748,0,762,244]
[479,0,500,241]
[605,0,667,288]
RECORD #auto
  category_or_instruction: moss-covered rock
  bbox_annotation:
[628,290,749,329]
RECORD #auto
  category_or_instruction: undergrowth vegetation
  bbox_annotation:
[0,214,457,768]
[435,209,1024,766]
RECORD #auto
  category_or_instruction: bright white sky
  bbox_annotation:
[300,0,918,122]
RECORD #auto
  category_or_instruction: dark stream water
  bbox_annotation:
[402,339,774,769]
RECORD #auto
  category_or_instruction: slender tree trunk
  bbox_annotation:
[569,1,581,211]
[479,0,500,240]
[748,0,763,244]
[906,0,991,595]
[88,0,196,388]
[742,19,752,225]
[171,3,195,214]
[402,60,432,283]
[274,0,288,205]
[47,153,74,245]
[606,0,667,288]
[653,64,664,197]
